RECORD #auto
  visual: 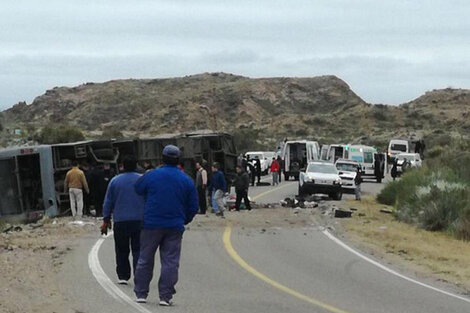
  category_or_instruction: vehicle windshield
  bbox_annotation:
[336,163,358,172]
[307,163,337,174]
[247,153,263,160]
[391,144,407,152]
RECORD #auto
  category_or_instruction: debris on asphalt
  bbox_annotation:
[334,209,353,218]
[380,209,393,214]
[256,182,271,186]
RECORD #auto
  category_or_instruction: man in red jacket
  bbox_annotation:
[270,157,280,186]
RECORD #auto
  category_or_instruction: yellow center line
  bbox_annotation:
[223,225,353,313]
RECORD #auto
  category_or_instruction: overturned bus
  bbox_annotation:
[0,146,57,221]
[0,140,119,221]
[113,131,238,184]
[0,132,237,220]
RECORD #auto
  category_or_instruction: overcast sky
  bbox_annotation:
[1,0,469,110]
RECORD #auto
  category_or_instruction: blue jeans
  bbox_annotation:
[211,191,219,212]
[134,228,183,302]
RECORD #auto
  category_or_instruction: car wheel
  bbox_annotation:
[294,175,299,181]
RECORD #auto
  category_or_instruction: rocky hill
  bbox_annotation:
[1,73,469,149]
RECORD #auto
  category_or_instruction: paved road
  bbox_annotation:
[59,174,470,313]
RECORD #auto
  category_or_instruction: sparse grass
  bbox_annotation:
[341,197,470,292]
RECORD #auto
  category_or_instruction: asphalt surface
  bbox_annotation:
[59,174,470,313]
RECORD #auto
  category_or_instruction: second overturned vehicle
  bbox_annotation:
[298,161,343,200]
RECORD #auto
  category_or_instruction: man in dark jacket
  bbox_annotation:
[195,161,208,214]
[254,156,262,184]
[354,167,362,201]
[233,165,252,211]
[133,145,198,306]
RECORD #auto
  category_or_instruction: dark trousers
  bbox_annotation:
[235,189,251,211]
[197,186,207,214]
[250,173,255,186]
[134,228,183,302]
[257,171,261,183]
[113,221,141,281]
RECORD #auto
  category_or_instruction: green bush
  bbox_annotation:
[36,125,85,144]
[101,126,123,139]
[377,140,470,240]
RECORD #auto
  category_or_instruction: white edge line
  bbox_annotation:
[322,229,470,304]
[88,231,153,313]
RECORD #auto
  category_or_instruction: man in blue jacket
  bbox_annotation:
[209,162,227,218]
[101,156,144,285]
[133,145,198,306]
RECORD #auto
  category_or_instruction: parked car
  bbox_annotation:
[396,153,422,173]
[298,161,342,200]
[281,140,320,181]
[388,139,410,162]
[335,159,360,191]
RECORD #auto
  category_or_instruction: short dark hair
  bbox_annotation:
[236,165,242,169]
[212,162,221,169]
[123,156,137,172]
[72,160,79,167]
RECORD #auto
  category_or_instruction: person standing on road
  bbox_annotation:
[254,156,262,185]
[270,157,280,186]
[391,159,398,181]
[233,165,252,211]
[101,156,144,285]
[64,160,89,218]
[133,145,198,306]
[195,161,208,215]
[354,167,362,201]
[277,155,283,182]
[247,157,255,187]
[209,162,227,218]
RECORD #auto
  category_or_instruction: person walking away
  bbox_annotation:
[233,165,251,211]
[209,162,227,218]
[354,167,362,201]
[133,145,198,306]
[247,158,255,187]
[270,157,280,186]
[195,161,208,214]
[101,156,144,285]
[254,156,262,184]
[64,160,89,218]
[391,159,398,181]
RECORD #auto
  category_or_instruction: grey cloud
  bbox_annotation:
[0,0,469,108]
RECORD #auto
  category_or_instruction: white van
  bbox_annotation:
[281,140,320,180]
[326,144,349,163]
[347,145,377,177]
[388,139,410,161]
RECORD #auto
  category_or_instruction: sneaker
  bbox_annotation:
[159,300,173,306]
[136,298,147,303]
[117,279,128,285]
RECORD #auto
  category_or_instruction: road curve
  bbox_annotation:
[58,178,470,313]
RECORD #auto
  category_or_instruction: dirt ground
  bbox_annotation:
[0,217,98,313]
